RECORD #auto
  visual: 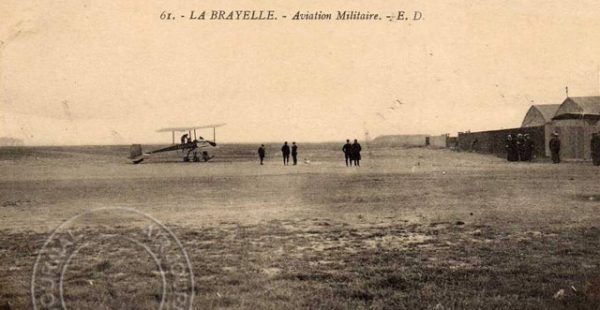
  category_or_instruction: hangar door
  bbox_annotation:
[559,126,585,159]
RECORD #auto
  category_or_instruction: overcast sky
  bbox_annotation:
[2,0,600,145]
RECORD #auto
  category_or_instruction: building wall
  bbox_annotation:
[457,126,547,159]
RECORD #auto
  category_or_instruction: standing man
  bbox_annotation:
[470,138,479,152]
[281,141,290,166]
[342,139,352,166]
[549,132,561,164]
[591,132,600,166]
[291,142,298,165]
[505,134,518,162]
[258,144,266,165]
[522,134,534,161]
[515,133,525,161]
[351,139,362,166]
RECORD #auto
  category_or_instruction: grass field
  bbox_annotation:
[1,144,600,309]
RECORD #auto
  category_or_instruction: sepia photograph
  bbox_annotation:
[1,0,600,309]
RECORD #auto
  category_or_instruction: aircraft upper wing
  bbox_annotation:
[156,123,226,132]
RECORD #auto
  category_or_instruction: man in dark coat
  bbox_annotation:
[591,132,600,166]
[291,142,298,165]
[515,133,525,161]
[505,134,518,162]
[258,144,266,165]
[351,139,362,166]
[281,141,290,166]
[549,132,561,164]
[521,134,534,161]
[342,139,352,167]
[471,138,479,152]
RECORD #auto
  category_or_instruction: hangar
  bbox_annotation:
[548,96,600,160]
[459,96,600,160]
[521,104,560,127]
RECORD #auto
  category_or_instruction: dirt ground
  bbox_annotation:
[1,145,600,309]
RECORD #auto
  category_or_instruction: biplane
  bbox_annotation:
[129,124,225,164]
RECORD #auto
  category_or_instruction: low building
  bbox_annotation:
[429,134,450,148]
[372,134,430,147]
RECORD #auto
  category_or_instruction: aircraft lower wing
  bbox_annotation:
[147,140,216,154]
[147,143,193,154]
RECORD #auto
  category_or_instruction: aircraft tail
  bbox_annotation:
[129,144,145,164]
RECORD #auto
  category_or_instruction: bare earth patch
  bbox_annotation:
[1,146,600,308]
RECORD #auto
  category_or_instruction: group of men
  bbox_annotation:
[280,141,298,165]
[256,139,363,166]
[257,141,298,165]
[505,133,535,162]
[342,139,362,166]
[178,133,213,162]
[505,131,600,165]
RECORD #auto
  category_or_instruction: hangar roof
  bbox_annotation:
[553,96,600,120]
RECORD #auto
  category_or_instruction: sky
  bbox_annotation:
[2,0,600,145]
